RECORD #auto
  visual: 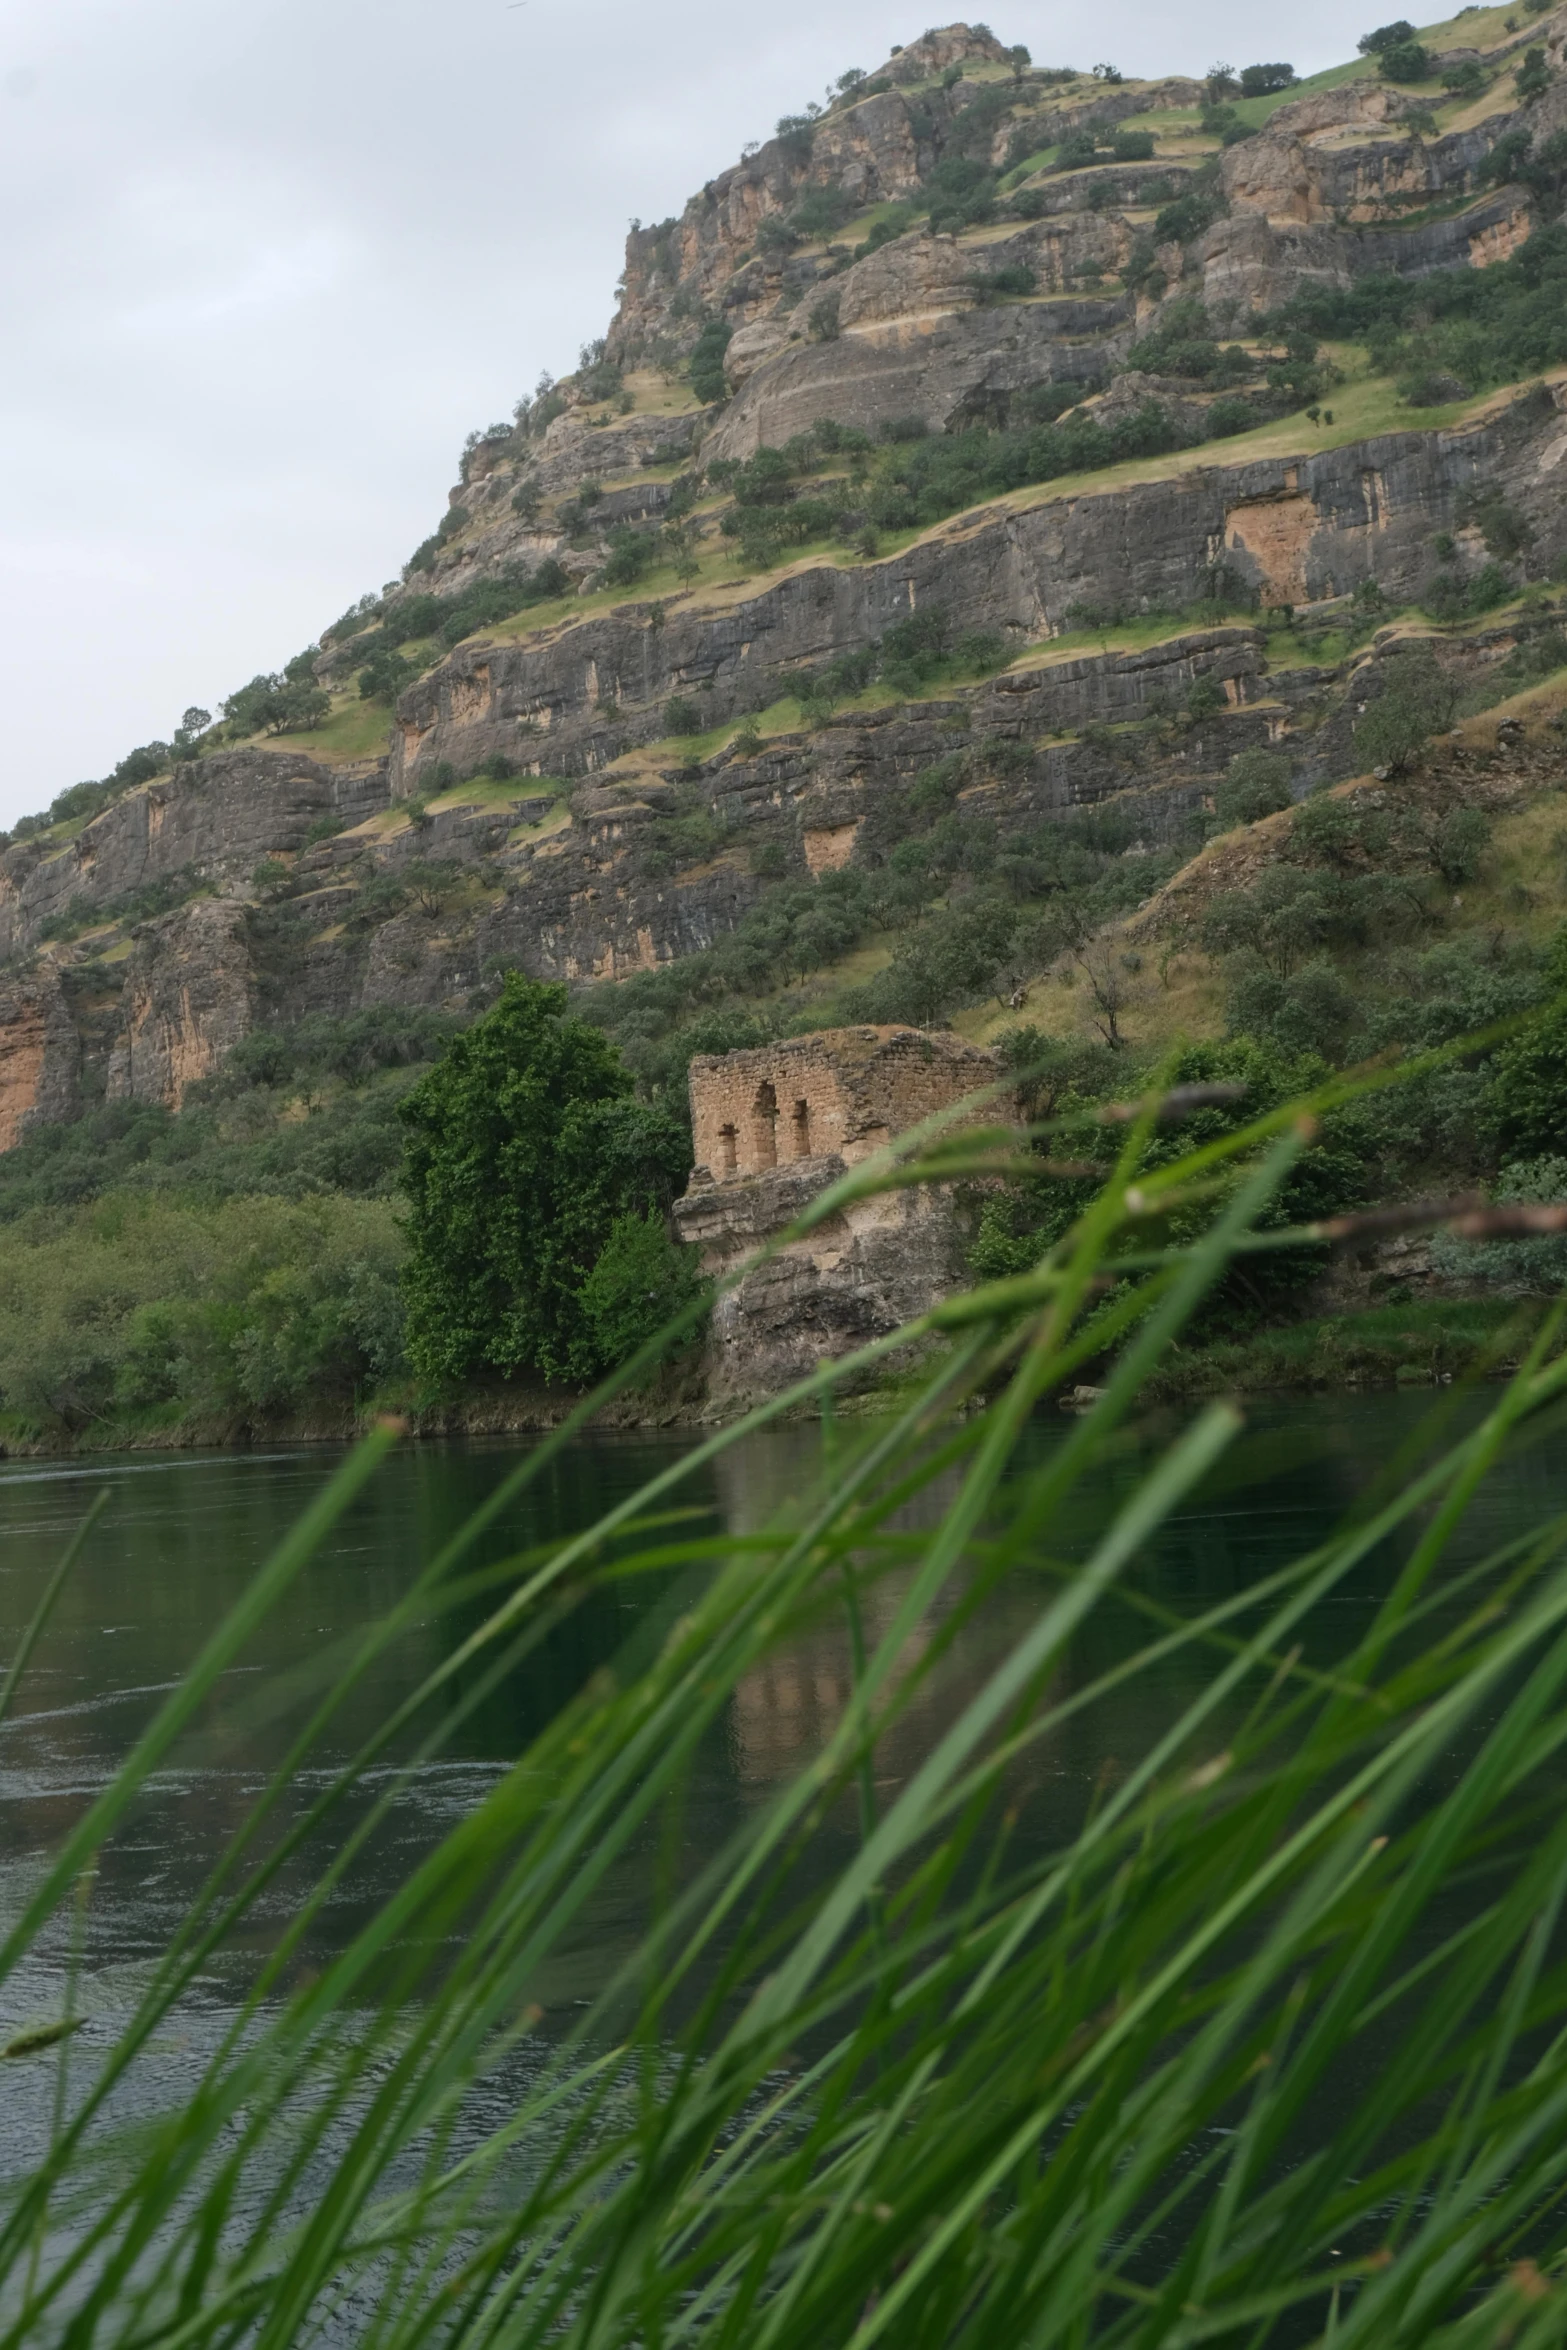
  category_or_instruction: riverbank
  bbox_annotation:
[0,1297,1539,1459]
[1142,1294,1538,1401]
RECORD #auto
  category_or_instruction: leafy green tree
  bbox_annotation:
[1226,957,1361,1062]
[689,320,734,405]
[1214,749,1293,829]
[358,643,419,704]
[1378,38,1431,80]
[1517,45,1553,100]
[1353,646,1457,774]
[1357,19,1417,54]
[603,526,656,587]
[223,669,332,738]
[1492,1013,1567,1158]
[808,292,842,342]
[579,1211,705,1375]
[398,977,692,1385]
[1433,805,1490,886]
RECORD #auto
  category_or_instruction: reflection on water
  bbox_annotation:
[0,1390,1540,2011]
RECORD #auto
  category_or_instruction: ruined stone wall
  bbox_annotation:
[687,1026,1007,1186]
[676,1025,1014,1406]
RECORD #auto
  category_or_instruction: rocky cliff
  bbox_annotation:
[6,13,1567,1132]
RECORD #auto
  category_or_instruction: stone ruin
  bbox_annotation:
[674,1026,1013,1408]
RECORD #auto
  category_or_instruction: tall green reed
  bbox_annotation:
[5,1066,1567,2348]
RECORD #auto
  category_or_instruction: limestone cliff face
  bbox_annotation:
[0,751,386,965]
[608,28,1014,364]
[701,215,1137,460]
[388,386,1567,795]
[105,900,255,1111]
[7,20,1567,1149]
[0,965,79,1149]
[681,1166,976,1407]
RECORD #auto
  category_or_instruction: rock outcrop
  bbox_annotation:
[104,899,256,1110]
[0,750,387,965]
[675,1026,1011,1402]
[0,964,79,1149]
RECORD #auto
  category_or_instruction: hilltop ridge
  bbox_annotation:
[4,9,1567,1156]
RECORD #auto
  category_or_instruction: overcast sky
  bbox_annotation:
[0,0,1379,829]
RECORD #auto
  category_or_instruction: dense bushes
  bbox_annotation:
[689,319,734,405]
[0,1193,405,1437]
[859,401,1190,532]
[222,652,331,738]
[972,1036,1365,1317]
[0,1010,465,1221]
[350,561,572,695]
[1125,302,1253,384]
[922,155,999,233]
[1277,221,1567,398]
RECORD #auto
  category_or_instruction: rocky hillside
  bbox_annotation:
[6,9,1567,1144]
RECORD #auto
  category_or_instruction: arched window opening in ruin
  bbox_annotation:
[792,1098,812,1158]
[719,1122,738,1175]
[754,1082,778,1169]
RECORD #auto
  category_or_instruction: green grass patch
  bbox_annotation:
[265,694,396,764]
[425,774,566,816]
[1146,1294,1536,1397]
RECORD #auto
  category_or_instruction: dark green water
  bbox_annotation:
[0,1389,1552,2019]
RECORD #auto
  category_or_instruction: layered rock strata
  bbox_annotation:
[389,386,1567,794]
[0,965,79,1149]
[7,21,1567,1143]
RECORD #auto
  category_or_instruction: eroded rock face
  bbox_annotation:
[104,900,255,1111]
[894,23,1012,75]
[674,1025,1012,1405]
[389,387,1567,791]
[9,30,1567,1156]
[1208,178,1544,311]
[684,1167,977,1409]
[0,965,79,1149]
[0,752,387,963]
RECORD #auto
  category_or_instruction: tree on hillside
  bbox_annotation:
[1357,20,1417,55]
[1214,748,1294,830]
[398,976,695,1386]
[1353,645,1458,775]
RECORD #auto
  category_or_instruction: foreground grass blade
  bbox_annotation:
[11,1082,1567,2347]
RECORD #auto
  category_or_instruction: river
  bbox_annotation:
[0,1386,1551,2006]
[0,1387,1561,2324]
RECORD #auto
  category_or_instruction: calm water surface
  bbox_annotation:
[0,1390,1558,2026]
